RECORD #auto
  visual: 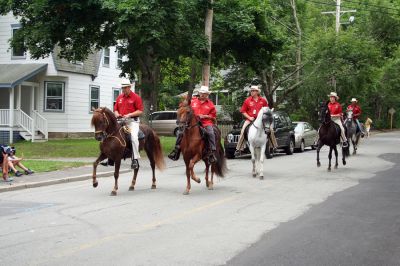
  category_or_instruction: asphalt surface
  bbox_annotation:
[227,154,400,265]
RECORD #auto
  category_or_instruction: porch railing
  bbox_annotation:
[0,109,10,126]
[32,110,48,140]
[14,109,33,135]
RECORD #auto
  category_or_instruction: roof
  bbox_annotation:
[0,64,47,88]
[52,46,102,78]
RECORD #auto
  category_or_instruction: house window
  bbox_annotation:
[103,48,110,67]
[117,50,123,69]
[45,82,64,112]
[113,88,121,107]
[90,86,100,111]
[11,25,25,59]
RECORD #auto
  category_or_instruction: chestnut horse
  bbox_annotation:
[177,101,227,195]
[91,107,165,195]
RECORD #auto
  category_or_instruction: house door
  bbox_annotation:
[21,85,32,115]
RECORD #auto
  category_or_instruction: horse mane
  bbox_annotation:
[91,107,119,134]
[102,107,119,130]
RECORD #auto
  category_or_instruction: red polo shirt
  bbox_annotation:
[191,97,216,127]
[114,91,144,116]
[347,104,361,119]
[240,96,269,120]
[328,102,343,117]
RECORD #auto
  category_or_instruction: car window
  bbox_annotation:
[151,113,161,120]
[275,116,283,128]
[168,112,177,120]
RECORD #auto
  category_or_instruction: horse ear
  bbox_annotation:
[271,108,274,112]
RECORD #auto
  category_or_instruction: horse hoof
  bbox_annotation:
[110,191,117,196]
[334,165,338,169]
[327,168,331,172]
[317,163,321,167]
[343,161,347,165]
[151,184,156,189]
[206,181,209,188]
[259,176,264,180]
[183,190,190,195]
[129,186,135,191]
[93,181,98,188]
[208,186,214,190]
[252,173,257,178]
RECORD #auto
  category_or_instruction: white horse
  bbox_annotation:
[247,107,274,179]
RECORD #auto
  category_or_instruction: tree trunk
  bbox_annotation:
[290,0,302,83]
[202,0,213,87]
[136,47,160,123]
[261,69,275,108]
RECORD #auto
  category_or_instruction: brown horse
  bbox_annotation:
[177,101,227,195]
[91,107,165,195]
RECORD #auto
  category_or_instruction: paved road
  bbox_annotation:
[0,132,398,266]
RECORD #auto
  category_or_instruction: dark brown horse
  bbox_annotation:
[316,101,348,171]
[91,107,165,195]
[177,101,227,195]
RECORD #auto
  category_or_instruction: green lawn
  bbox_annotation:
[12,136,176,159]
[7,137,175,173]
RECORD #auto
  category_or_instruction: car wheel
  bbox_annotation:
[285,138,294,155]
[265,141,274,159]
[299,140,305,152]
[225,149,235,159]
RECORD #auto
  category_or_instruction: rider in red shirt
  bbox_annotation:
[235,85,277,156]
[168,86,218,163]
[346,98,364,137]
[327,92,348,147]
[114,78,144,169]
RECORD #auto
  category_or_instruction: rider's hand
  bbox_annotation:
[249,117,255,121]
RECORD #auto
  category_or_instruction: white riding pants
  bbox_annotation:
[332,117,347,142]
[128,119,141,159]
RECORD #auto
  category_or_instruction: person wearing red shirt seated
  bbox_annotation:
[168,86,218,163]
[235,85,276,156]
[114,78,144,169]
[328,92,348,147]
[347,98,365,137]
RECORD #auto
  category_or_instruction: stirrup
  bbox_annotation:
[208,152,217,164]
[342,141,348,148]
[131,159,139,170]
[168,149,180,161]
[234,150,241,157]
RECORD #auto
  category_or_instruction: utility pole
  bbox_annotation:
[321,0,356,35]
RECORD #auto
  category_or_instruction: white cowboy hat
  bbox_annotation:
[192,89,199,96]
[328,92,339,99]
[120,78,131,87]
[250,85,261,92]
[351,98,358,102]
[198,85,210,94]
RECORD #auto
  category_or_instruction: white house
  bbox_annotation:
[0,13,125,144]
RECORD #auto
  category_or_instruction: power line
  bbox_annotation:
[269,15,311,41]
[344,0,400,12]
[306,0,400,16]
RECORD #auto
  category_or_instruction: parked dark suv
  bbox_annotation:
[224,111,295,159]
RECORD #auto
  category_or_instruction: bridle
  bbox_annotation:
[93,110,126,147]
[177,107,201,131]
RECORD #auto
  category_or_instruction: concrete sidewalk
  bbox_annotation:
[0,157,181,193]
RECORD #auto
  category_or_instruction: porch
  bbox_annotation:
[0,64,48,144]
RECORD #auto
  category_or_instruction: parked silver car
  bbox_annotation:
[293,121,318,152]
[149,111,179,136]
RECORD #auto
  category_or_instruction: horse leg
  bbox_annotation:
[189,155,201,184]
[259,144,266,180]
[342,145,347,166]
[249,145,256,177]
[334,146,338,169]
[111,160,121,196]
[149,153,157,189]
[92,153,107,188]
[327,147,332,171]
[184,166,191,195]
[316,141,322,167]
[205,161,210,188]
[129,169,139,191]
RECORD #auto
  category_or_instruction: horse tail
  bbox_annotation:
[148,130,166,170]
[213,138,228,177]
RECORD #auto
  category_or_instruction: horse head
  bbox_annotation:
[177,101,198,130]
[319,101,331,125]
[260,107,273,132]
[91,107,118,141]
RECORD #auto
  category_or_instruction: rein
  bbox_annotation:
[94,111,127,147]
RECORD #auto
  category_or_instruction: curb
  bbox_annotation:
[0,168,131,193]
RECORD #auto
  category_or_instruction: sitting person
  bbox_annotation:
[7,147,34,177]
[0,145,13,182]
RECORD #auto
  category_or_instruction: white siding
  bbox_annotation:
[1,13,124,134]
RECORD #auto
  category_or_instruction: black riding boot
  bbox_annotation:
[168,146,181,161]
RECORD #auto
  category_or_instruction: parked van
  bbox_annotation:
[149,111,179,136]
